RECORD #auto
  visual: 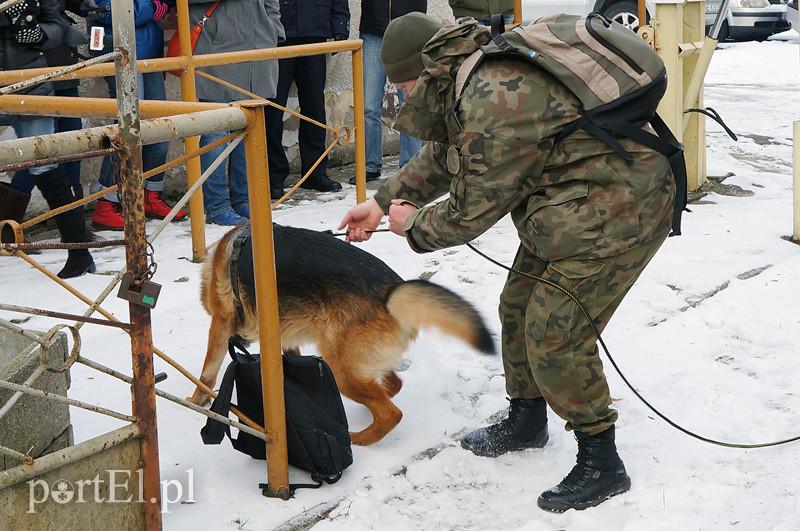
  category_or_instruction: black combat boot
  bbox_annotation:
[33,168,95,279]
[300,174,342,193]
[0,181,30,243]
[537,425,631,513]
[461,397,549,457]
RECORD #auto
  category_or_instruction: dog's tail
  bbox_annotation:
[386,280,495,355]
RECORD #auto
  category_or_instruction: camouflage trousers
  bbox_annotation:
[499,236,667,435]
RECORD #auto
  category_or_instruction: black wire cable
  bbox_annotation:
[465,242,800,449]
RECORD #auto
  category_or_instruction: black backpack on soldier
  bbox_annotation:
[201,338,353,490]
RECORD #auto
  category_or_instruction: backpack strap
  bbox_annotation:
[490,13,507,40]
[199,360,238,446]
[454,49,485,101]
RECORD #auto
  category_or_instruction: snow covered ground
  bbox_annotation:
[3,35,800,530]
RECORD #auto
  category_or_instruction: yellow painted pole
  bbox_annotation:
[175,0,206,261]
[682,1,707,192]
[514,0,522,24]
[239,103,290,499]
[638,0,647,25]
[352,43,367,204]
[794,121,800,242]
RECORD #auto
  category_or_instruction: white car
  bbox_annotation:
[786,0,798,31]
[523,0,791,42]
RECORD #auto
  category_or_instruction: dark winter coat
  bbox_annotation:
[278,0,350,41]
[92,0,165,60]
[189,0,285,102]
[448,0,512,20]
[0,0,64,96]
[360,0,426,37]
[47,0,89,90]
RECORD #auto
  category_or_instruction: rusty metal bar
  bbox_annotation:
[0,443,34,465]
[0,40,363,84]
[0,147,118,173]
[0,107,247,168]
[0,303,131,330]
[0,377,136,422]
[352,46,367,204]
[240,103,290,499]
[110,0,162,524]
[77,356,267,441]
[17,131,237,231]
[1,239,126,251]
[0,51,119,95]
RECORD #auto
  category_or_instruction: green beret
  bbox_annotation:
[381,13,443,83]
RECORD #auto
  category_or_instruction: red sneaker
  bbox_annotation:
[91,199,124,231]
[144,190,187,221]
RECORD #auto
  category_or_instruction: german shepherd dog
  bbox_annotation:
[188,223,495,445]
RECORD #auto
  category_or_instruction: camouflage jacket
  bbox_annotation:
[373,21,675,262]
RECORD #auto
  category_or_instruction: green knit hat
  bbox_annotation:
[381,13,443,83]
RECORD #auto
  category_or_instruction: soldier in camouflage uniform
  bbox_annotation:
[339,13,675,512]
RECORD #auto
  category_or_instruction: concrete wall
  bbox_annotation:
[0,425,144,530]
[0,327,72,471]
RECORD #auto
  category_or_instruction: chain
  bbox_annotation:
[144,241,157,282]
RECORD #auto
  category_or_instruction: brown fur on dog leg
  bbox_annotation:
[382,371,403,398]
[188,313,235,406]
[335,372,403,446]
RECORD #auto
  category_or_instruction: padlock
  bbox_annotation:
[117,273,162,309]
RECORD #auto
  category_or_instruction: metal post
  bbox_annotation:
[110,0,162,526]
[794,121,800,242]
[682,1,707,192]
[352,45,367,205]
[514,0,522,24]
[175,0,206,261]
[240,103,290,499]
[639,0,647,25]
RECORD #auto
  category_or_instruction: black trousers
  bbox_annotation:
[266,39,328,185]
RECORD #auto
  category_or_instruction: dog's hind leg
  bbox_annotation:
[382,371,403,398]
[337,374,402,446]
[187,314,235,406]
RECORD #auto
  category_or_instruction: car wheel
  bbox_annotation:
[602,1,648,33]
[716,21,730,42]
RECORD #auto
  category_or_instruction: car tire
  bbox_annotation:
[716,21,730,42]
[602,1,649,33]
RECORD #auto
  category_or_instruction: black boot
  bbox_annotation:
[300,174,342,193]
[538,425,631,513]
[0,181,30,243]
[461,397,549,457]
[33,168,95,279]
[270,179,285,200]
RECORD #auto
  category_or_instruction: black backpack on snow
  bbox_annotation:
[201,338,353,489]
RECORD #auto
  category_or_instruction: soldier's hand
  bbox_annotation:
[388,199,418,237]
[338,197,384,243]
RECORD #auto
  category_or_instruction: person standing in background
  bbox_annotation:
[89,0,187,230]
[190,0,284,224]
[265,0,349,200]
[0,0,95,278]
[449,0,513,24]
[349,0,426,186]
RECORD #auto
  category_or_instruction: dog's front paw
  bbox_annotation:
[186,389,212,407]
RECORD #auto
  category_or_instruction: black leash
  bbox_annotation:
[329,226,800,449]
[464,242,800,449]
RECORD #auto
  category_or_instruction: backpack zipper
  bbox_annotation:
[585,15,644,75]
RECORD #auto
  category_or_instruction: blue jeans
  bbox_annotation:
[6,116,58,183]
[200,129,249,218]
[362,32,423,173]
[94,73,169,202]
[11,86,81,193]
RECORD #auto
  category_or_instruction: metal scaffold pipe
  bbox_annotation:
[0,107,247,165]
